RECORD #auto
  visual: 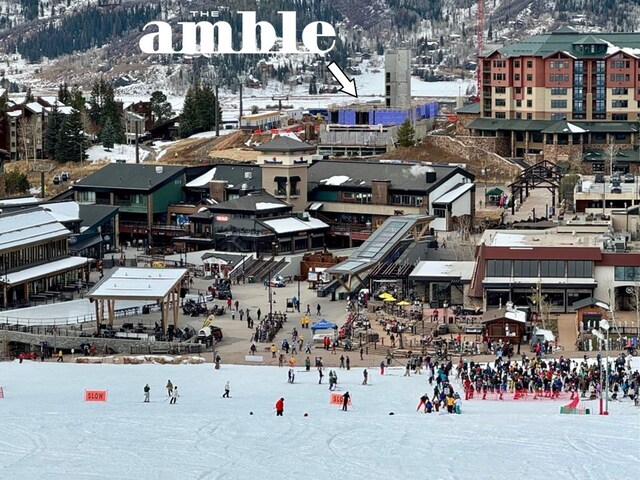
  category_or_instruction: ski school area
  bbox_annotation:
[0,358,638,480]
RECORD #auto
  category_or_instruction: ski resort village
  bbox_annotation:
[0,3,638,479]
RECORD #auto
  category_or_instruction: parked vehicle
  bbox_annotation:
[624,173,634,183]
[269,274,287,287]
[198,325,223,342]
[215,288,232,300]
[594,173,605,183]
[611,172,621,183]
[182,299,208,317]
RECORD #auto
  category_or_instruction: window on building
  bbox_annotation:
[551,100,567,108]
[516,100,522,107]
[514,60,520,68]
[487,260,511,277]
[527,113,533,120]
[612,114,628,121]
[433,207,446,218]
[495,99,506,107]
[526,74,533,81]
[515,112,522,119]
[610,74,630,82]
[567,260,592,278]
[526,87,532,95]
[612,100,628,108]
[493,73,506,81]
[514,74,520,81]
[611,60,630,69]
[612,87,628,95]
[526,61,533,68]
[526,100,532,108]
[551,88,568,95]
[574,61,583,74]
[531,132,543,142]
[551,113,566,120]
[495,86,506,94]
[615,266,640,281]
[515,87,522,94]
[77,191,96,203]
[514,260,537,277]
[495,112,506,118]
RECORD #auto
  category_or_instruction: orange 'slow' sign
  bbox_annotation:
[84,390,108,402]
[330,393,343,405]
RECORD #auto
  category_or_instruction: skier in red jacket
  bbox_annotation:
[275,397,284,416]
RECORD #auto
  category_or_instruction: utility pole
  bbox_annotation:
[135,120,140,164]
[215,84,220,137]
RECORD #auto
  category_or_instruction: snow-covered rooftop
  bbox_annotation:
[263,216,328,234]
[3,256,91,286]
[41,202,80,223]
[88,267,188,300]
[409,261,475,280]
[185,167,217,188]
[433,183,474,205]
[256,202,289,210]
[0,209,70,252]
[319,175,351,186]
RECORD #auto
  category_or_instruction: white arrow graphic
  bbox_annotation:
[327,61,358,98]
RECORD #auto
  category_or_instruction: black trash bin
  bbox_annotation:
[331,291,336,301]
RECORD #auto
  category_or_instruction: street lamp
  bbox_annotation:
[592,318,610,415]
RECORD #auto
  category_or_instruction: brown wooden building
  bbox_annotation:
[482,307,528,344]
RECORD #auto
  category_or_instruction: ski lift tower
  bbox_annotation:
[31,161,55,199]
[272,95,289,111]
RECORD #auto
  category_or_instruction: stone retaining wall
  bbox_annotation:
[0,330,201,355]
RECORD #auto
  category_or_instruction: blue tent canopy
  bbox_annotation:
[311,319,337,333]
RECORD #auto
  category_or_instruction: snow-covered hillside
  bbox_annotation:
[0,360,637,479]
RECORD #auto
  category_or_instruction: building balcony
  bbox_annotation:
[319,201,422,217]
[290,189,301,197]
[274,189,287,197]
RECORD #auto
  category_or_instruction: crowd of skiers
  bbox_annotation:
[456,352,639,405]
[252,312,287,343]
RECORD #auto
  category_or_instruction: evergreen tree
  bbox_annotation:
[25,86,34,103]
[90,78,124,144]
[45,104,62,159]
[101,117,116,150]
[68,85,85,112]
[198,83,219,131]
[55,111,86,162]
[397,119,416,148]
[57,82,71,105]
[149,90,172,126]
[179,84,198,138]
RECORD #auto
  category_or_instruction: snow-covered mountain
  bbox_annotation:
[0,0,636,96]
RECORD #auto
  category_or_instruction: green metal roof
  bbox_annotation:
[456,103,481,114]
[469,118,639,133]
[467,118,554,132]
[583,148,640,163]
[493,26,640,59]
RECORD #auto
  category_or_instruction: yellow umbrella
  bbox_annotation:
[384,297,397,302]
[379,293,393,300]
[397,300,411,306]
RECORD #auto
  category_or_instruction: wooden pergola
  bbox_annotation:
[87,267,188,332]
